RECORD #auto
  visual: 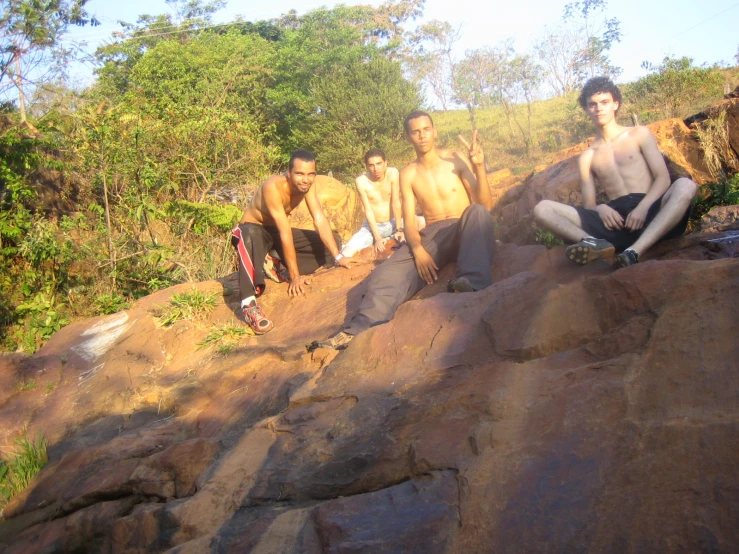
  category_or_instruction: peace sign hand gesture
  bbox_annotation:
[458,130,485,167]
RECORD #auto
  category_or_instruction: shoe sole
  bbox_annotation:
[447,278,475,293]
[565,243,615,265]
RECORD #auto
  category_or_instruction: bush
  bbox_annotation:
[624,57,724,122]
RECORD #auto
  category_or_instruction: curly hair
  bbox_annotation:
[578,77,622,111]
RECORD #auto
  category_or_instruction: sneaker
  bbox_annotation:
[447,277,476,293]
[565,238,615,265]
[614,249,639,268]
[264,253,289,283]
[310,330,354,351]
[242,304,273,334]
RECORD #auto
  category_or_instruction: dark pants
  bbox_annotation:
[344,204,496,335]
[574,193,691,252]
[232,223,339,300]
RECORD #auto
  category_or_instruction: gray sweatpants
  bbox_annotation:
[344,203,495,335]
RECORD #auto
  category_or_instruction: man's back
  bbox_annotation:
[402,150,472,224]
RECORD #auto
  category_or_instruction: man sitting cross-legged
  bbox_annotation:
[534,76,697,268]
[336,148,405,261]
[231,149,357,334]
[313,111,496,350]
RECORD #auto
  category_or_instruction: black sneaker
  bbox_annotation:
[447,277,475,293]
[309,331,354,351]
[614,249,639,268]
[565,238,616,265]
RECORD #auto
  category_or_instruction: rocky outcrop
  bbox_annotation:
[492,117,714,244]
[1,226,737,553]
[291,175,363,241]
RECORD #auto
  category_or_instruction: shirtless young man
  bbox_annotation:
[231,150,356,334]
[534,77,697,268]
[336,148,404,260]
[313,111,496,350]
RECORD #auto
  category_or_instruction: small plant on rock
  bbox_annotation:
[156,289,219,327]
[535,228,565,249]
[198,321,252,354]
[0,433,48,510]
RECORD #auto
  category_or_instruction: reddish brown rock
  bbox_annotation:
[0,230,737,553]
[290,175,363,241]
[493,116,716,245]
[698,204,739,233]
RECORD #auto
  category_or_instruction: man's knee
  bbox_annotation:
[668,178,698,204]
[534,199,557,223]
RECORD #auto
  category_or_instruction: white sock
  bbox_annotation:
[241,296,256,308]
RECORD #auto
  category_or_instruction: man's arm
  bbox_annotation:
[457,131,492,210]
[389,168,404,240]
[401,166,438,284]
[625,127,671,231]
[304,185,355,270]
[355,177,386,253]
[262,181,304,296]
[579,150,624,230]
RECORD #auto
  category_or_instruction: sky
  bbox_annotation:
[64,0,739,94]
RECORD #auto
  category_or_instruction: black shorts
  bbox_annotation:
[574,193,690,252]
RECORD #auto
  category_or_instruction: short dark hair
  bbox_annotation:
[289,149,316,171]
[363,148,386,164]
[403,110,434,134]
[578,77,622,111]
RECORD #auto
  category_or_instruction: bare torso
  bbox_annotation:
[583,126,655,200]
[402,150,471,224]
[356,167,398,223]
[240,174,305,226]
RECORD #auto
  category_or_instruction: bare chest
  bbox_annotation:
[591,141,649,183]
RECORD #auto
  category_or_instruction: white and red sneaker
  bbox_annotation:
[263,251,290,283]
[242,303,273,334]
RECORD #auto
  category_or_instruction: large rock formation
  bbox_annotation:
[290,175,363,241]
[491,117,714,244]
[1,225,737,553]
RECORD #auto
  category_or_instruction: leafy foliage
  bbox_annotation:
[625,57,724,121]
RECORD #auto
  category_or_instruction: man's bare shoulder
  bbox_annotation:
[261,173,288,191]
[387,166,400,178]
[355,173,371,190]
[400,160,419,180]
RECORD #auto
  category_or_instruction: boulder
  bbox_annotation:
[290,175,363,241]
[1,228,738,553]
[493,117,715,245]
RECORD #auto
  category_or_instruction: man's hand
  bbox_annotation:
[412,247,439,285]
[373,236,387,253]
[624,204,649,231]
[458,130,485,167]
[595,204,624,230]
[393,230,405,243]
[288,275,309,297]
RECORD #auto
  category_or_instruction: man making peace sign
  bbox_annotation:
[313,110,497,350]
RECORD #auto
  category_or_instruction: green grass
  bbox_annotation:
[156,289,219,327]
[197,321,253,354]
[0,433,48,510]
[14,380,37,393]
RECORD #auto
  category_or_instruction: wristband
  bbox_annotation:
[334,253,344,266]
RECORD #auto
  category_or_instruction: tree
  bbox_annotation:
[626,56,724,120]
[405,20,459,111]
[295,57,421,178]
[534,0,621,96]
[0,0,99,123]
